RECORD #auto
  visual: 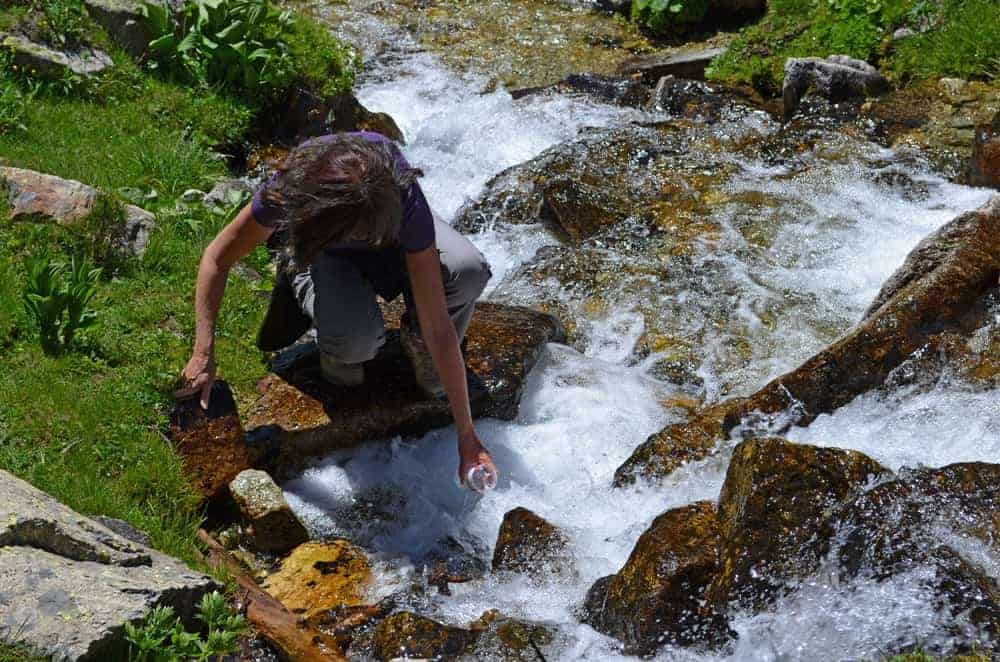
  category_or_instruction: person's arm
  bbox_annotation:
[405,245,497,483]
[178,203,273,408]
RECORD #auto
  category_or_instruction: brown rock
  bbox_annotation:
[262,541,371,619]
[1,166,156,256]
[582,501,731,655]
[616,196,1000,484]
[970,112,1000,189]
[229,469,309,554]
[706,438,887,611]
[371,611,477,661]
[468,610,558,661]
[277,89,405,145]
[246,303,564,475]
[492,508,572,576]
[168,380,252,501]
[617,47,727,83]
[834,463,1000,647]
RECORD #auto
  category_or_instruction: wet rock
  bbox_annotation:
[262,541,372,619]
[1,33,112,79]
[705,438,886,611]
[168,380,251,501]
[617,47,726,82]
[371,611,478,661]
[277,89,404,145]
[246,303,564,475]
[229,469,308,554]
[834,463,1000,647]
[616,196,1000,483]
[492,508,572,577]
[970,112,1000,189]
[82,0,160,58]
[0,470,217,660]
[0,166,156,257]
[583,501,732,655]
[468,610,558,661]
[647,75,758,122]
[510,73,649,107]
[783,55,888,118]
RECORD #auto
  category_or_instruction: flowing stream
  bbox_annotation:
[282,9,998,660]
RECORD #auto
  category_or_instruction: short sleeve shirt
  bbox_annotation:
[250,131,435,253]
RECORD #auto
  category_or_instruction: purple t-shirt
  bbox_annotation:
[250,131,435,253]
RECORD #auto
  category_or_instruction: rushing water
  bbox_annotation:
[282,13,999,661]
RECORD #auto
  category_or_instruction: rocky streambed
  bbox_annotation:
[187,3,999,661]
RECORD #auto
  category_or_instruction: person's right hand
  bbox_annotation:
[176,352,216,409]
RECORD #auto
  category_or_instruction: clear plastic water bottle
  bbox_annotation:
[462,464,498,494]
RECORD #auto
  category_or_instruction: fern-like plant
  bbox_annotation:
[125,591,249,662]
[22,252,101,354]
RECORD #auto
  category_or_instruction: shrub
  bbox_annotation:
[631,0,709,34]
[143,0,296,102]
[22,251,101,355]
[124,591,249,662]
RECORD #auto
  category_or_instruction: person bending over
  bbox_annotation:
[178,131,498,489]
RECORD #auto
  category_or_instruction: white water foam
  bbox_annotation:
[283,17,1000,660]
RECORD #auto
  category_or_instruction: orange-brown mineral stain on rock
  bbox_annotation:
[262,541,372,619]
[168,381,251,501]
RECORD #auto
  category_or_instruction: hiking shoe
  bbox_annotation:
[320,353,364,387]
[400,323,446,400]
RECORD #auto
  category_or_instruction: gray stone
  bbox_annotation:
[618,47,727,82]
[203,178,253,209]
[0,470,217,661]
[180,188,205,202]
[783,55,888,117]
[81,0,155,58]
[0,33,112,80]
[89,516,153,548]
[229,469,309,554]
[0,166,156,257]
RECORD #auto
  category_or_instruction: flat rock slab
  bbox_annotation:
[246,302,564,473]
[0,471,216,661]
[0,33,112,79]
[617,47,726,82]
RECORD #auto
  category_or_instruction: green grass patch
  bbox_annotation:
[706,0,1000,92]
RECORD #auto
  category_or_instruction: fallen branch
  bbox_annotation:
[196,529,346,662]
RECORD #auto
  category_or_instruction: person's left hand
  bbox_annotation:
[457,430,498,490]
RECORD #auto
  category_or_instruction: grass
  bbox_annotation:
[0,0,341,567]
[706,0,1000,92]
[0,641,49,662]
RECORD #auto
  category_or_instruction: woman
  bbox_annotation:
[178,131,498,490]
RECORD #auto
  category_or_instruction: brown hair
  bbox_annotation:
[260,135,423,265]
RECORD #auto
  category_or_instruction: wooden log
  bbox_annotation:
[196,529,346,662]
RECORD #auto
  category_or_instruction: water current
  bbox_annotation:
[282,13,998,660]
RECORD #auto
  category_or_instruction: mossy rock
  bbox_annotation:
[492,507,573,577]
[583,500,732,655]
[371,611,478,661]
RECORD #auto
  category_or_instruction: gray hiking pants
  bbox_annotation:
[292,218,492,363]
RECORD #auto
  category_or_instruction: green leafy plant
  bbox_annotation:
[631,0,709,34]
[22,252,101,355]
[35,0,88,48]
[125,591,249,662]
[142,0,296,100]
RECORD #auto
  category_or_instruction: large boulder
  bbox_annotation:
[81,0,161,58]
[229,469,308,554]
[492,508,572,577]
[582,501,730,655]
[783,55,888,117]
[616,195,1000,484]
[0,166,155,257]
[261,541,372,619]
[0,33,113,80]
[0,471,217,661]
[246,302,564,475]
[970,111,1000,189]
[168,380,252,501]
[705,438,887,611]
